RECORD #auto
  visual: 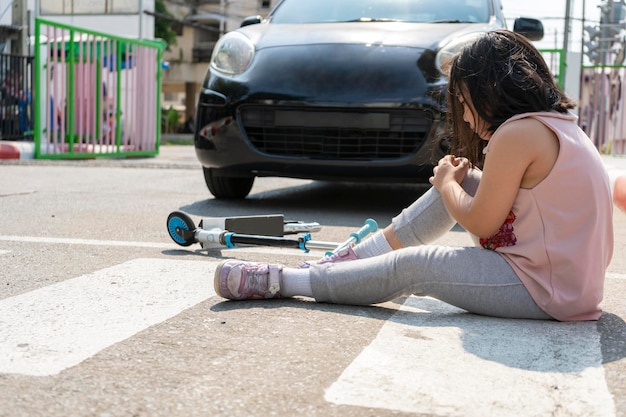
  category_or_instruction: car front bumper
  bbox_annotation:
[195,42,450,182]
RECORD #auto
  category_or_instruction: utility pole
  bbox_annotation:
[562,0,572,86]
[11,0,27,56]
[139,0,144,39]
[220,0,225,35]
[603,0,614,65]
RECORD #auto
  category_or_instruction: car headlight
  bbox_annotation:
[210,32,255,75]
[435,32,485,76]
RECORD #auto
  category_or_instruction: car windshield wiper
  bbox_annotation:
[429,19,474,23]
[344,17,402,22]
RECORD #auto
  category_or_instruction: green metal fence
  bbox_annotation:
[539,48,566,89]
[34,18,166,159]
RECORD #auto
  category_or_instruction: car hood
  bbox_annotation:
[209,22,499,107]
[240,21,496,51]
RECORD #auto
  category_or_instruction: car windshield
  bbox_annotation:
[269,0,491,24]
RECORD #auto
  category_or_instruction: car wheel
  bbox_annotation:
[203,167,254,199]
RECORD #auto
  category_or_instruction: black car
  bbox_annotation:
[195,0,543,198]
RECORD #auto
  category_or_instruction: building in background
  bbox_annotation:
[158,0,272,132]
[0,0,154,53]
[0,0,276,135]
[36,0,154,39]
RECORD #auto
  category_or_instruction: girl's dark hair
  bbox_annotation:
[447,30,576,164]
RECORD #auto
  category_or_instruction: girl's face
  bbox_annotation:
[457,88,491,140]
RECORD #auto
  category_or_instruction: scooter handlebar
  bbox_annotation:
[349,218,378,245]
[328,218,378,255]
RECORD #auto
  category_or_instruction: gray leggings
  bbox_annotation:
[309,169,553,320]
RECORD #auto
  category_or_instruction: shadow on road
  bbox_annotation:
[211,296,626,370]
[180,181,431,228]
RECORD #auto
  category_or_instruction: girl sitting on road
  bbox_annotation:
[213,30,614,322]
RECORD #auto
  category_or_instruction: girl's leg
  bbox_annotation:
[309,244,552,320]
[391,168,481,247]
[320,168,481,261]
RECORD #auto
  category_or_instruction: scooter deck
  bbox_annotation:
[199,214,322,236]
[199,214,285,237]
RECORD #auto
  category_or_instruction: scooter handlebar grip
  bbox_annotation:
[349,218,378,244]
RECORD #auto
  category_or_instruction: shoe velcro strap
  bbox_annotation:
[266,265,281,297]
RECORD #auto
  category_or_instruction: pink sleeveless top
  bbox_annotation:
[480,112,614,321]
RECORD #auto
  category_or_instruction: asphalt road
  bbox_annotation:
[0,145,624,417]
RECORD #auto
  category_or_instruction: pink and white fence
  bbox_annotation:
[579,66,626,156]
[34,18,165,159]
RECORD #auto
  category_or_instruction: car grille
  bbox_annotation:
[239,107,432,160]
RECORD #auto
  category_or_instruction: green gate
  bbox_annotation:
[34,18,166,159]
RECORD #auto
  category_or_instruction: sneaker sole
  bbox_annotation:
[213,260,227,298]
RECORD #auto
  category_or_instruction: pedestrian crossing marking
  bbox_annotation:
[325,296,615,416]
[607,272,626,280]
[0,255,620,416]
[0,235,320,257]
[0,259,218,376]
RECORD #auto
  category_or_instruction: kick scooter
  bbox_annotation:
[166,211,378,255]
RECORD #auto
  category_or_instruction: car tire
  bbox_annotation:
[203,167,254,199]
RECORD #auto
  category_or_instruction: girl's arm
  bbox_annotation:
[431,118,559,238]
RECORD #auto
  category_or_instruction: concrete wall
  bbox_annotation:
[0,0,154,39]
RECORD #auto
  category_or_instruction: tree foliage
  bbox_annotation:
[155,0,178,50]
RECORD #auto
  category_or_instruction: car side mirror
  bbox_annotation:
[513,17,544,41]
[241,15,263,27]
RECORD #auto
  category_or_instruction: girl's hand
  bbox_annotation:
[430,117,557,238]
[429,155,469,191]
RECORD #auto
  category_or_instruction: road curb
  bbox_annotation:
[0,141,34,160]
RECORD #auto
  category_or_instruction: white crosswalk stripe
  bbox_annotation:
[0,258,218,376]
[325,296,616,416]
[0,235,319,257]
[0,251,620,415]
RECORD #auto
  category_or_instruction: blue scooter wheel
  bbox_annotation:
[167,211,197,246]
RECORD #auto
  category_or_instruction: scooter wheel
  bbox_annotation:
[167,211,197,246]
